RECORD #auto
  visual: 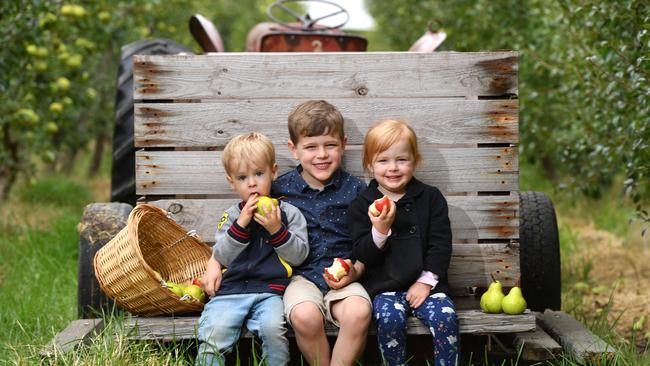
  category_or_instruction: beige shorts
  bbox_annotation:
[283,275,371,327]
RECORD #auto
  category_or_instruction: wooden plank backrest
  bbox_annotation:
[133,52,519,303]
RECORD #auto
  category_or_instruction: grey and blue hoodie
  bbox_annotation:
[212,201,309,295]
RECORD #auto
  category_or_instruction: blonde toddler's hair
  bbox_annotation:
[222,132,276,175]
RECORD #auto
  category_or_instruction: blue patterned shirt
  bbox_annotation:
[272,167,366,292]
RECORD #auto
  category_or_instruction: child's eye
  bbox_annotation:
[255,171,264,177]
[237,175,247,181]
[327,143,338,148]
[376,159,387,163]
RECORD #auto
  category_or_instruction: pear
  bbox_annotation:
[480,279,505,313]
[184,284,207,303]
[256,196,279,217]
[501,286,527,315]
[164,281,186,297]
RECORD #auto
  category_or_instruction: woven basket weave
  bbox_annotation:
[94,204,212,316]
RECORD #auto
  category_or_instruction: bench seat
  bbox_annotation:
[121,311,535,341]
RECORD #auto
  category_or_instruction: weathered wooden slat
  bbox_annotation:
[447,243,520,294]
[135,147,518,195]
[122,310,534,341]
[145,195,518,241]
[537,310,615,364]
[134,99,518,147]
[133,52,518,100]
[512,327,563,361]
[40,319,104,357]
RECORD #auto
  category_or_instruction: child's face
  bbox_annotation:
[370,137,414,195]
[288,133,346,189]
[226,161,278,202]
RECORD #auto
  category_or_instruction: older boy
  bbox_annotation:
[273,100,372,366]
[197,133,309,366]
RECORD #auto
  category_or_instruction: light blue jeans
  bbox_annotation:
[195,293,289,366]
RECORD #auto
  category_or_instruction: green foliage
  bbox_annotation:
[368,0,650,220]
[0,213,80,361]
[0,0,267,198]
[17,175,91,207]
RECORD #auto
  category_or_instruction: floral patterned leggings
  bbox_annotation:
[373,292,459,366]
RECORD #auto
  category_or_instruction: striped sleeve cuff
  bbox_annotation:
[227,222,250,243]
[268,225,291,247]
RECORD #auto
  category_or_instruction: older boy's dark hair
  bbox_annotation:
[288,100,345,144]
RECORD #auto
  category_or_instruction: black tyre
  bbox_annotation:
[519,191,561,311]
[78,202,133,318]
[111,39,191,205]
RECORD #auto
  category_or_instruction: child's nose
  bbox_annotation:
[317,146,328,158]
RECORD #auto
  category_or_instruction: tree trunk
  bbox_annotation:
[88,129,105,178]
[1,123,19,199]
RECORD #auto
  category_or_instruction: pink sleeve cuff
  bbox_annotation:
[417,271,439,288]
[372,226,391,249]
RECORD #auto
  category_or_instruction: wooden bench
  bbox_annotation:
[127,51,535,334]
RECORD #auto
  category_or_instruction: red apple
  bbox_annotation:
[369,196,390,217]
[324,258,350,282]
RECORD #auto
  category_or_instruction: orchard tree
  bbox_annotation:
[0,0,267,199]
[368,0,649,222]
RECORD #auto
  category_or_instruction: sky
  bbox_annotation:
[305,0,375,30]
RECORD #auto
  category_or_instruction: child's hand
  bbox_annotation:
[236,194,259,228]
[406,281,432,309]
[202,256,223,297]
[368,199,395,235]
[323,259,363,290]
[254,201,282,235]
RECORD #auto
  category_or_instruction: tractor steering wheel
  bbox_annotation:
[267,0,350,31]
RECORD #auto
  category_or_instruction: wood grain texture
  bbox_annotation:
[135,147,518,195]
[134,99,518,147]
[41,319,104,357]
[121,310,534,341]
[537,310,615,364]
[145,195,518,241]
[133,52,518,100]
[512,327,563,361]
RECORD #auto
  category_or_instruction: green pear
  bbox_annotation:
[165,281,186,297]
[256,196,279,217]
[501,286,527,314]
[184,284,207,303]
[480,280,505,313]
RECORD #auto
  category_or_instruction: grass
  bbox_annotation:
[1,159,649,364]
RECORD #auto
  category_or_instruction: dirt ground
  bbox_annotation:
[562,216,650,348]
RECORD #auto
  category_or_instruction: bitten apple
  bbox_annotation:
[324,258,350,281]
[369,196,390,216]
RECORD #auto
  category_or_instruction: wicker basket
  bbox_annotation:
[94,204,212,316]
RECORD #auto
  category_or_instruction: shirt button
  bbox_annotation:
[405,204,411,212]
[409,226,417,234]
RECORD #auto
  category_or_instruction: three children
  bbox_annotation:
[197,102,457,365]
